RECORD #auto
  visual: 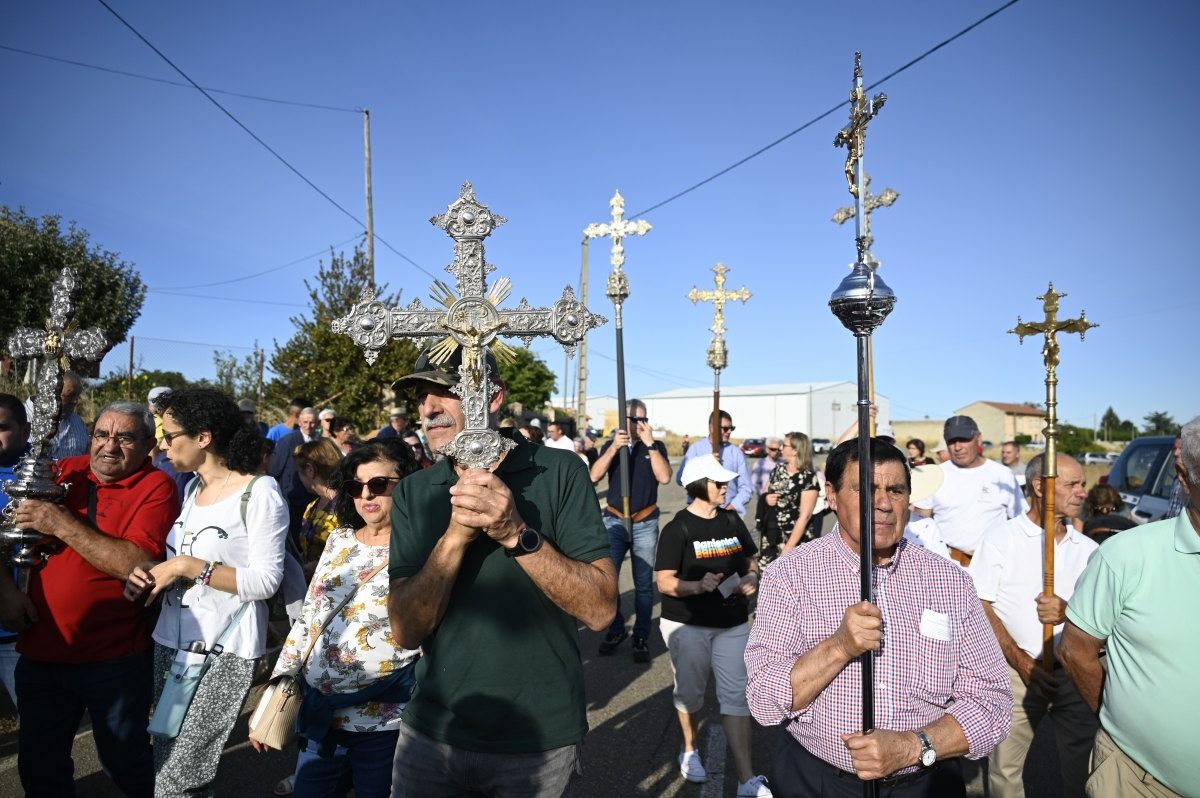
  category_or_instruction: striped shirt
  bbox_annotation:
[746,528,1012,775]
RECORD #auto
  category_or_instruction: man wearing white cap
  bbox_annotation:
[913,415,1023,566]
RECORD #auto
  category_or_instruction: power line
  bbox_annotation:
[134,335,257,351]
[94,0,438,283]
[0,43,361,113]
[149,290,306,308]
[153,234,363,290]
[629,0,1022,218]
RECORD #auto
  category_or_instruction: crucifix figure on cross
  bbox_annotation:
[687,263,751,457]
[2,268,110,586]
[332,181,608,470]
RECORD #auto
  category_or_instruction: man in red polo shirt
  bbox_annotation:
[0,400,178,798]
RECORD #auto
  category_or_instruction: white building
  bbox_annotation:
[633,383,890,441]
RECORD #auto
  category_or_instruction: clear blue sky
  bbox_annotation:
[4,1,1196,430]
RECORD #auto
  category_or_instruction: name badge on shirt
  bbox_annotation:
[919,609,951,642]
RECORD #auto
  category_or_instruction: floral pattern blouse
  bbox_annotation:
[767,463,820,539]
[272,526,419,732]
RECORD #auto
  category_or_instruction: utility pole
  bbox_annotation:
[576,237,590,429]
[363,108,375,284]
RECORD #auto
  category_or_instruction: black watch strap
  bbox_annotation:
[506,527,543,557]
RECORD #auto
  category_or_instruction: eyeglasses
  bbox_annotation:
[766,447,780,453]
[720,425,735,433]
[629,416,649,423]
[160,429,189,446]
[711,480,729,487]
[92,430,144,447]
[347,476,401,496]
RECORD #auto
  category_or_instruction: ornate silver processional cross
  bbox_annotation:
[2,268,110,584]
[332,182,608,470]
[831,175,898,266]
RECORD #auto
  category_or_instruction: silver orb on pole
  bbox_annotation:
[829,261,896,336]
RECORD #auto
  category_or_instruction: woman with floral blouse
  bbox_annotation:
[766,432,821,559]
[254,439,419,798]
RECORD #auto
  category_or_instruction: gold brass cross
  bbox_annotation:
[687,263,751,339]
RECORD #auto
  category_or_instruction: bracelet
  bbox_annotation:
[194,561,216,587]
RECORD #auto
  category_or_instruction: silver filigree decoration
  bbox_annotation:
[329,182,608,471]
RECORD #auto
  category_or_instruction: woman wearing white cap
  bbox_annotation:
[654,456,772,797]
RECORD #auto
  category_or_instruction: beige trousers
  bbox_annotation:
[1085,727,1182,798]
[989,664,1097,798]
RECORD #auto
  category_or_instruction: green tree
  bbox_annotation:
[90,368,191,409]
[0,207,146,364]
[497,347,557,414]
[1142,411,1179,436]
[212,348,262,401]
[1058,424,1101,455]
[269,247,418,431]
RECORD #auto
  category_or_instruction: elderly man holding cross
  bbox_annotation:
[332,183,614,797]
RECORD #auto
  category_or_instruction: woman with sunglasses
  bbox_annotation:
[769,432,822,557]
[123,387,288,797]
[255,438,420,798]
[655,457,771,797]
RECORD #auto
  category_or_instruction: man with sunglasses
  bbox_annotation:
[0,401,178,798]
[386,348,616,797]
[589,399,672,661]
[676,410,754,518]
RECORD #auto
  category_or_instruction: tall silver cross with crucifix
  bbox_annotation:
[831,174,898,267]
[2,268,110,585]
[332,182,608,470]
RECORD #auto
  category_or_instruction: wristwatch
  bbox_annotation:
[915,729,937,767]
[505,527,543,557]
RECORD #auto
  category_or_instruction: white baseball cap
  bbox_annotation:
[679,455,739,487]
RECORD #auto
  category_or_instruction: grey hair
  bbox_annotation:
[96,401,156,440]
[1182,416,1200,483]
[300,407,317,418]
[1025,452,1077,485]
[765,436,782,447]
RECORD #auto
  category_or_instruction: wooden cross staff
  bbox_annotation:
[1009,282,1096,671]
[687,263,750,458]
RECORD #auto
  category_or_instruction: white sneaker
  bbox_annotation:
[678,749,708,783]
[737,774,773,797]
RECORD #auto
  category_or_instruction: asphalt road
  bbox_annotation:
[0,454,1066,797]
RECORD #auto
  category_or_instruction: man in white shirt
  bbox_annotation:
[544,421,577,452]
[969,454,1098,798]
[913,415,1023,565]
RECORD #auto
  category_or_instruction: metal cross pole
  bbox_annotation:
[687,263,750,461]
[583,190,651,541]
[332,181,607,471]
[1009,282,1096,672]
[830,52,893,798]
[832,175,899,438]
[1,268,110,591]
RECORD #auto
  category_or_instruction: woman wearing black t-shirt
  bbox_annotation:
[655,457,772,797]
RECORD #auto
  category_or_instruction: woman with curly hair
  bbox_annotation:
[255,438,421,798]
[767,432,822,558]
[124,387,289,797]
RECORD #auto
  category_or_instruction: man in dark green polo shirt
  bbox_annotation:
[386,348,617,797]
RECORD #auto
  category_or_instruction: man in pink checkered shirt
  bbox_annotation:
[746,439,1012,797]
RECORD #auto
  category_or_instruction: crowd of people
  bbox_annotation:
[0,362,1196,798]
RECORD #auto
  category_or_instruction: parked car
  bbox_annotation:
[741,438,766,458]
[1078,452,1113,466]
[812,438,833,453]
[1102,436,1177,523]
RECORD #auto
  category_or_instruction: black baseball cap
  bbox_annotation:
[392,346,501,393]
[944,415,981,442]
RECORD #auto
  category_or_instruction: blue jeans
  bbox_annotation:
[16,649,154,798]
[390,721,578,798]
[605,516,659,639]
[294,728,399,798]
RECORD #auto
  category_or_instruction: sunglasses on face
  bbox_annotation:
[720,425,735,433]
[628,416,649,424]
[766,446,780,453]
[347,476,401,496]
